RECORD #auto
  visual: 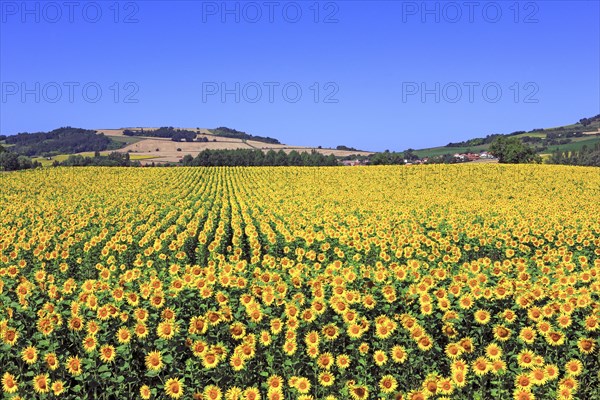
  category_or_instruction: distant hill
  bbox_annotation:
[413,114,600,158]
[89,127,372,164]
[209,127,281,144]
[4,127,120,157]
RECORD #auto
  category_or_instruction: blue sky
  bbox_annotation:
[1,1,598,151]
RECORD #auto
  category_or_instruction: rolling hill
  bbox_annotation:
[413,115,600,158]
[94,128,373,164]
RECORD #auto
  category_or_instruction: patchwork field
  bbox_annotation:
[94,129,373,164]
[0,165,599,400]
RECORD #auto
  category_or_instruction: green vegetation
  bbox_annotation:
[369,149,418,165]
[408,114,600,163]
[109,135,144,145]
[5,127,117,157]
[52,152,142,167]
[123,127,199,142]
[0,144,41,171]
[542,136,600,154]
[414,144,489,158]
[181,149,337,166]
[548,142,600,166]
[489,136,540,164]
[336,145,363,152]
[209,127,281,144]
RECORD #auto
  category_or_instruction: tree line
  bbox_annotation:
[4,127,114,157]
[123,127,199,142]
[181,149,338,167]
[0,144,42,171]
[548,143,600,166]
[209,127,281,144]
[52,152,142,167]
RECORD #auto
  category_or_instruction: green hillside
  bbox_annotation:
[413,115,600,158]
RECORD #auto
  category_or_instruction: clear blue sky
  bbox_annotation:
[1,1,598,151]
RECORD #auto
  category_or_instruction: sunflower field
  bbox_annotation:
[0,165,599,400]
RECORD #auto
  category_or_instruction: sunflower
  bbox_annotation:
[318,371,335,387]
[44,352,59,370]
[230,354,245,371]
[347,323,363,339]
[321,324,340,341]
[584,315,598,331]
[459,337,474,353]
[445,343,463,359]
[391,345,407,363]
[564,359,583,376]
[417,335,433,351]
[379,375,398,394]
[451,370,467,388]
[294,377,310,394]
[518,327,536,344]
[577,337,596,354]
[157,320,178,340]
[472,357,490,376]
[201,351,220,369]
[349,385,369,400]
[2,327,18,346]
[83,335,97,353]
[517,350,536,369]
[117,327,132,344]
[515,373,533,390]
[1,372,18,394]
[52,380,65,396]
[66,355,82,376]
[545,330,565,346]
[267,375,283,391]
[441,323,458,338]
[283,340,297,356]
[134,308,149,322]
[33,374,50,394]
[491,359,507,374]
[230,322,246,340]
[135,322,149,339]
[485,343,502,360]
[164,378,184,399]
[270,318,283,334]
[559,376,578,391]
[513,388,535,400]
[304,330,320,346]
[204,385,222,400]
[336,354,351,369]
[86,320,100,336]
[529,367,547,386]
[317,352,334,369]
[21,345,38,364]
[492,325,511,341]
[145,350,164,371]
[99,345,116,363]
[139,385,152,399]
[437,378,454,395]
[243,387,260,400]
[373,350,388,366]
[192,340,208,357]
[474,309,491,324]
[226,386,243,400]
[259,330,272,346]
[358,342,369,354]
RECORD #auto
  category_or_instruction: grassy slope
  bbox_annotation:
[540,136,600,154]
[414,119,600,157]
[33,153,157,167]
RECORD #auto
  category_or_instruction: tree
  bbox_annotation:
[489,137,541,164]
[0,152,20,170]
